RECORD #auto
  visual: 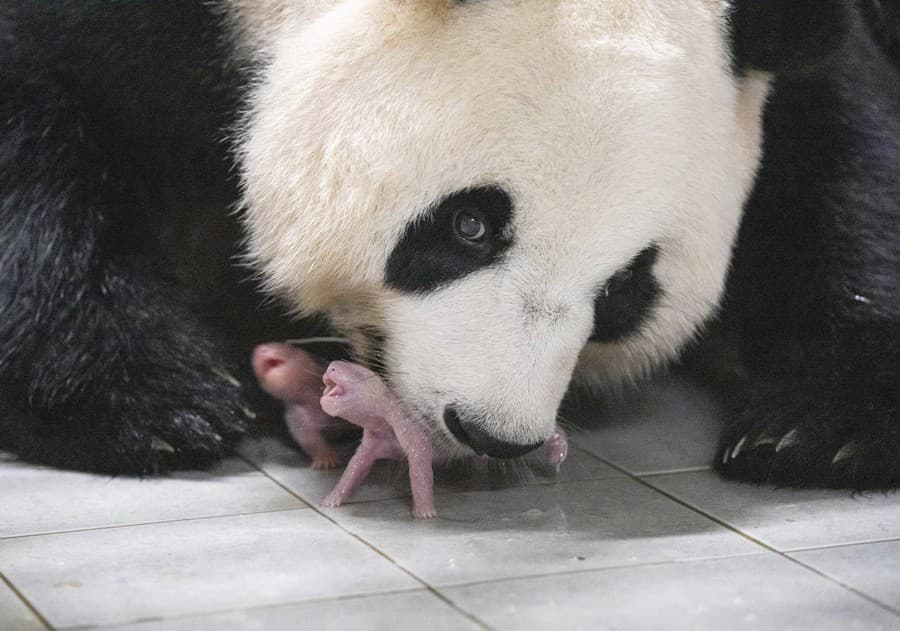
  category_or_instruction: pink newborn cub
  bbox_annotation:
[252,343,569,519]
[252,343,341,470]
[318,361,569,519]
[253,344,437,517]
[319,361,438,518]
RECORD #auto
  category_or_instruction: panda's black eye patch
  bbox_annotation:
[590,245,661,342]
[385,186,514,294]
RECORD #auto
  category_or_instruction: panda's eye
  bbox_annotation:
[385,186,514,293]
[453,208,488,242]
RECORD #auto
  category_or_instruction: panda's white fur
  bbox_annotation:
[238,0,770,454]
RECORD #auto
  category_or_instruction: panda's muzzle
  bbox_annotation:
[443,407,543,459]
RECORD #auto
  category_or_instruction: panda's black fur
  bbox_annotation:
[0,1,289,473]
[0,1,897,487]
[718,1,900,488]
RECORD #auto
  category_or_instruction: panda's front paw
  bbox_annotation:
[136,362,252,473]
[75,327,254,474]
[0,358,252,475]
[716,381,899,490]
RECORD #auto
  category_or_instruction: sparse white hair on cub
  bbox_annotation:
[236,0,769,454]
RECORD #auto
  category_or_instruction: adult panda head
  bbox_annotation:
[237,0,772,458]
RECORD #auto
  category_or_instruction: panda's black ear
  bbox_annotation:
[729,0,851,74]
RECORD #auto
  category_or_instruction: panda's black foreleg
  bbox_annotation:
[715,43,899,490]
[716,216,899,489]
[0,79,249,474]
[716,3,900,490]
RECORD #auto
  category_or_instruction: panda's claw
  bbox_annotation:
[730,435,749,460]
[716,381,899,489]
[751,432,779,449]
[150,436,176,453]
[831,442,860,465]
[775,428,800,453]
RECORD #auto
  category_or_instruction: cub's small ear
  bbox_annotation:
[729,0,851,74]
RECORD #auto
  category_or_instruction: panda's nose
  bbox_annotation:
[443,407,543,458]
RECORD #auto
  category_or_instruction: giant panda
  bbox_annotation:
[0,1,897,489]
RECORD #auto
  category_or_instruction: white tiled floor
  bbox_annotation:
[2,376,898,630]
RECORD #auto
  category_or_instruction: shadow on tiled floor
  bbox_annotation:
[1,376,897,630]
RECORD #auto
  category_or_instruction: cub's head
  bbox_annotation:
[238,0,774,458]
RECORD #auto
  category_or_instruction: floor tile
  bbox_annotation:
[0,510,418,628]
[791,540,900,611]
[240,437,620,509]
[434,444,621,492]
[565,376,723,475]
[443,555,900,631]
[0,579,45,631]
[102,590,484,631]
[322,476,761,586]
[649,471,900,550]
[238,437,416,506]
[0,457,306,538]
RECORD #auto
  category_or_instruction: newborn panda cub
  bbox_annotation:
[252,343,569,518]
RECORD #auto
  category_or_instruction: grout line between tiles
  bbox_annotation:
[238,454,496,631]
[562,437,715,478]
[246,451,622,510]
[436,553,899,618]
[592,462,900,618]
[1,570,53,630]
[241,448,900,619]
[784,536,900,554]
[638,466,712,476]
[430,552,766,593]
[61,587,433,630]
[779,560,900,617]
[0,506,309,541]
